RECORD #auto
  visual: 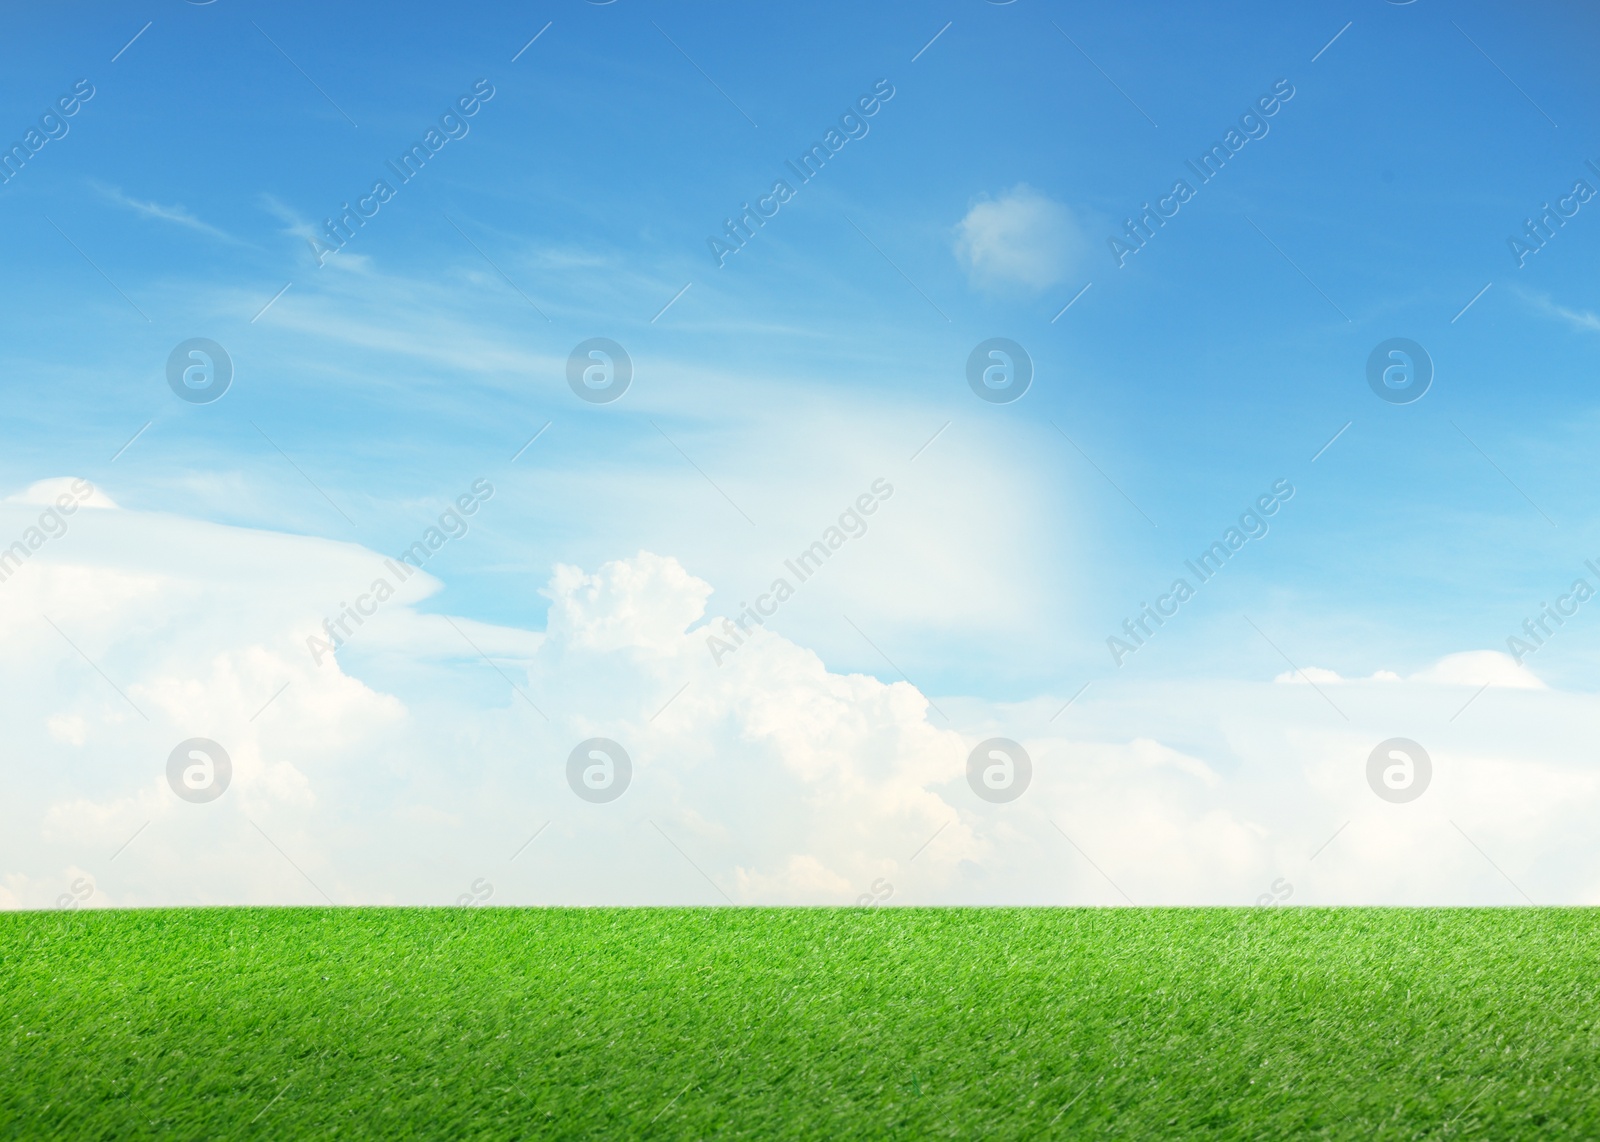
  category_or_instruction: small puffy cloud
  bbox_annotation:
[953,184,1085,291]
[1274,650,1542,690]
[542,552,713,654]
[1410,650,1544,689]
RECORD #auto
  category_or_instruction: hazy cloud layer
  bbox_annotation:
[6,489,1597,911]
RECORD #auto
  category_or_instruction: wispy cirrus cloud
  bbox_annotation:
[1518,286,1600,333]
[94,182,241,243]
[257,192,371,271]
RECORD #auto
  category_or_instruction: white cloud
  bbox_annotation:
[47,714,87,745]
[1410,650,1544,689]
[1274,650,1543,690]
[4,491,1600,910]
[1553,304,1600,332]
[1518,287,1600,333]
[953,184,1086,291]
[256,193,374,272]
[6,477,117,509]
[95,183,239,243]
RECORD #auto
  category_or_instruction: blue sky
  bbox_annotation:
[4,1,1600,907]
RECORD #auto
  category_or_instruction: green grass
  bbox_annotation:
[4,908,1599,1139]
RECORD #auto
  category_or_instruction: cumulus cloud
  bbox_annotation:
[0,494,985,908]
[953,184,1086,292]
[1267,649,1542,684]
[1410,650,1545,689]
[1274,650,1544,690]
[6,491,1600,911]
[5,477,117,509]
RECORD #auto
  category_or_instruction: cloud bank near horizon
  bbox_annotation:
[5,484,1597,912]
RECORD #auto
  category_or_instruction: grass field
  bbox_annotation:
[4,907,1598,1138]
